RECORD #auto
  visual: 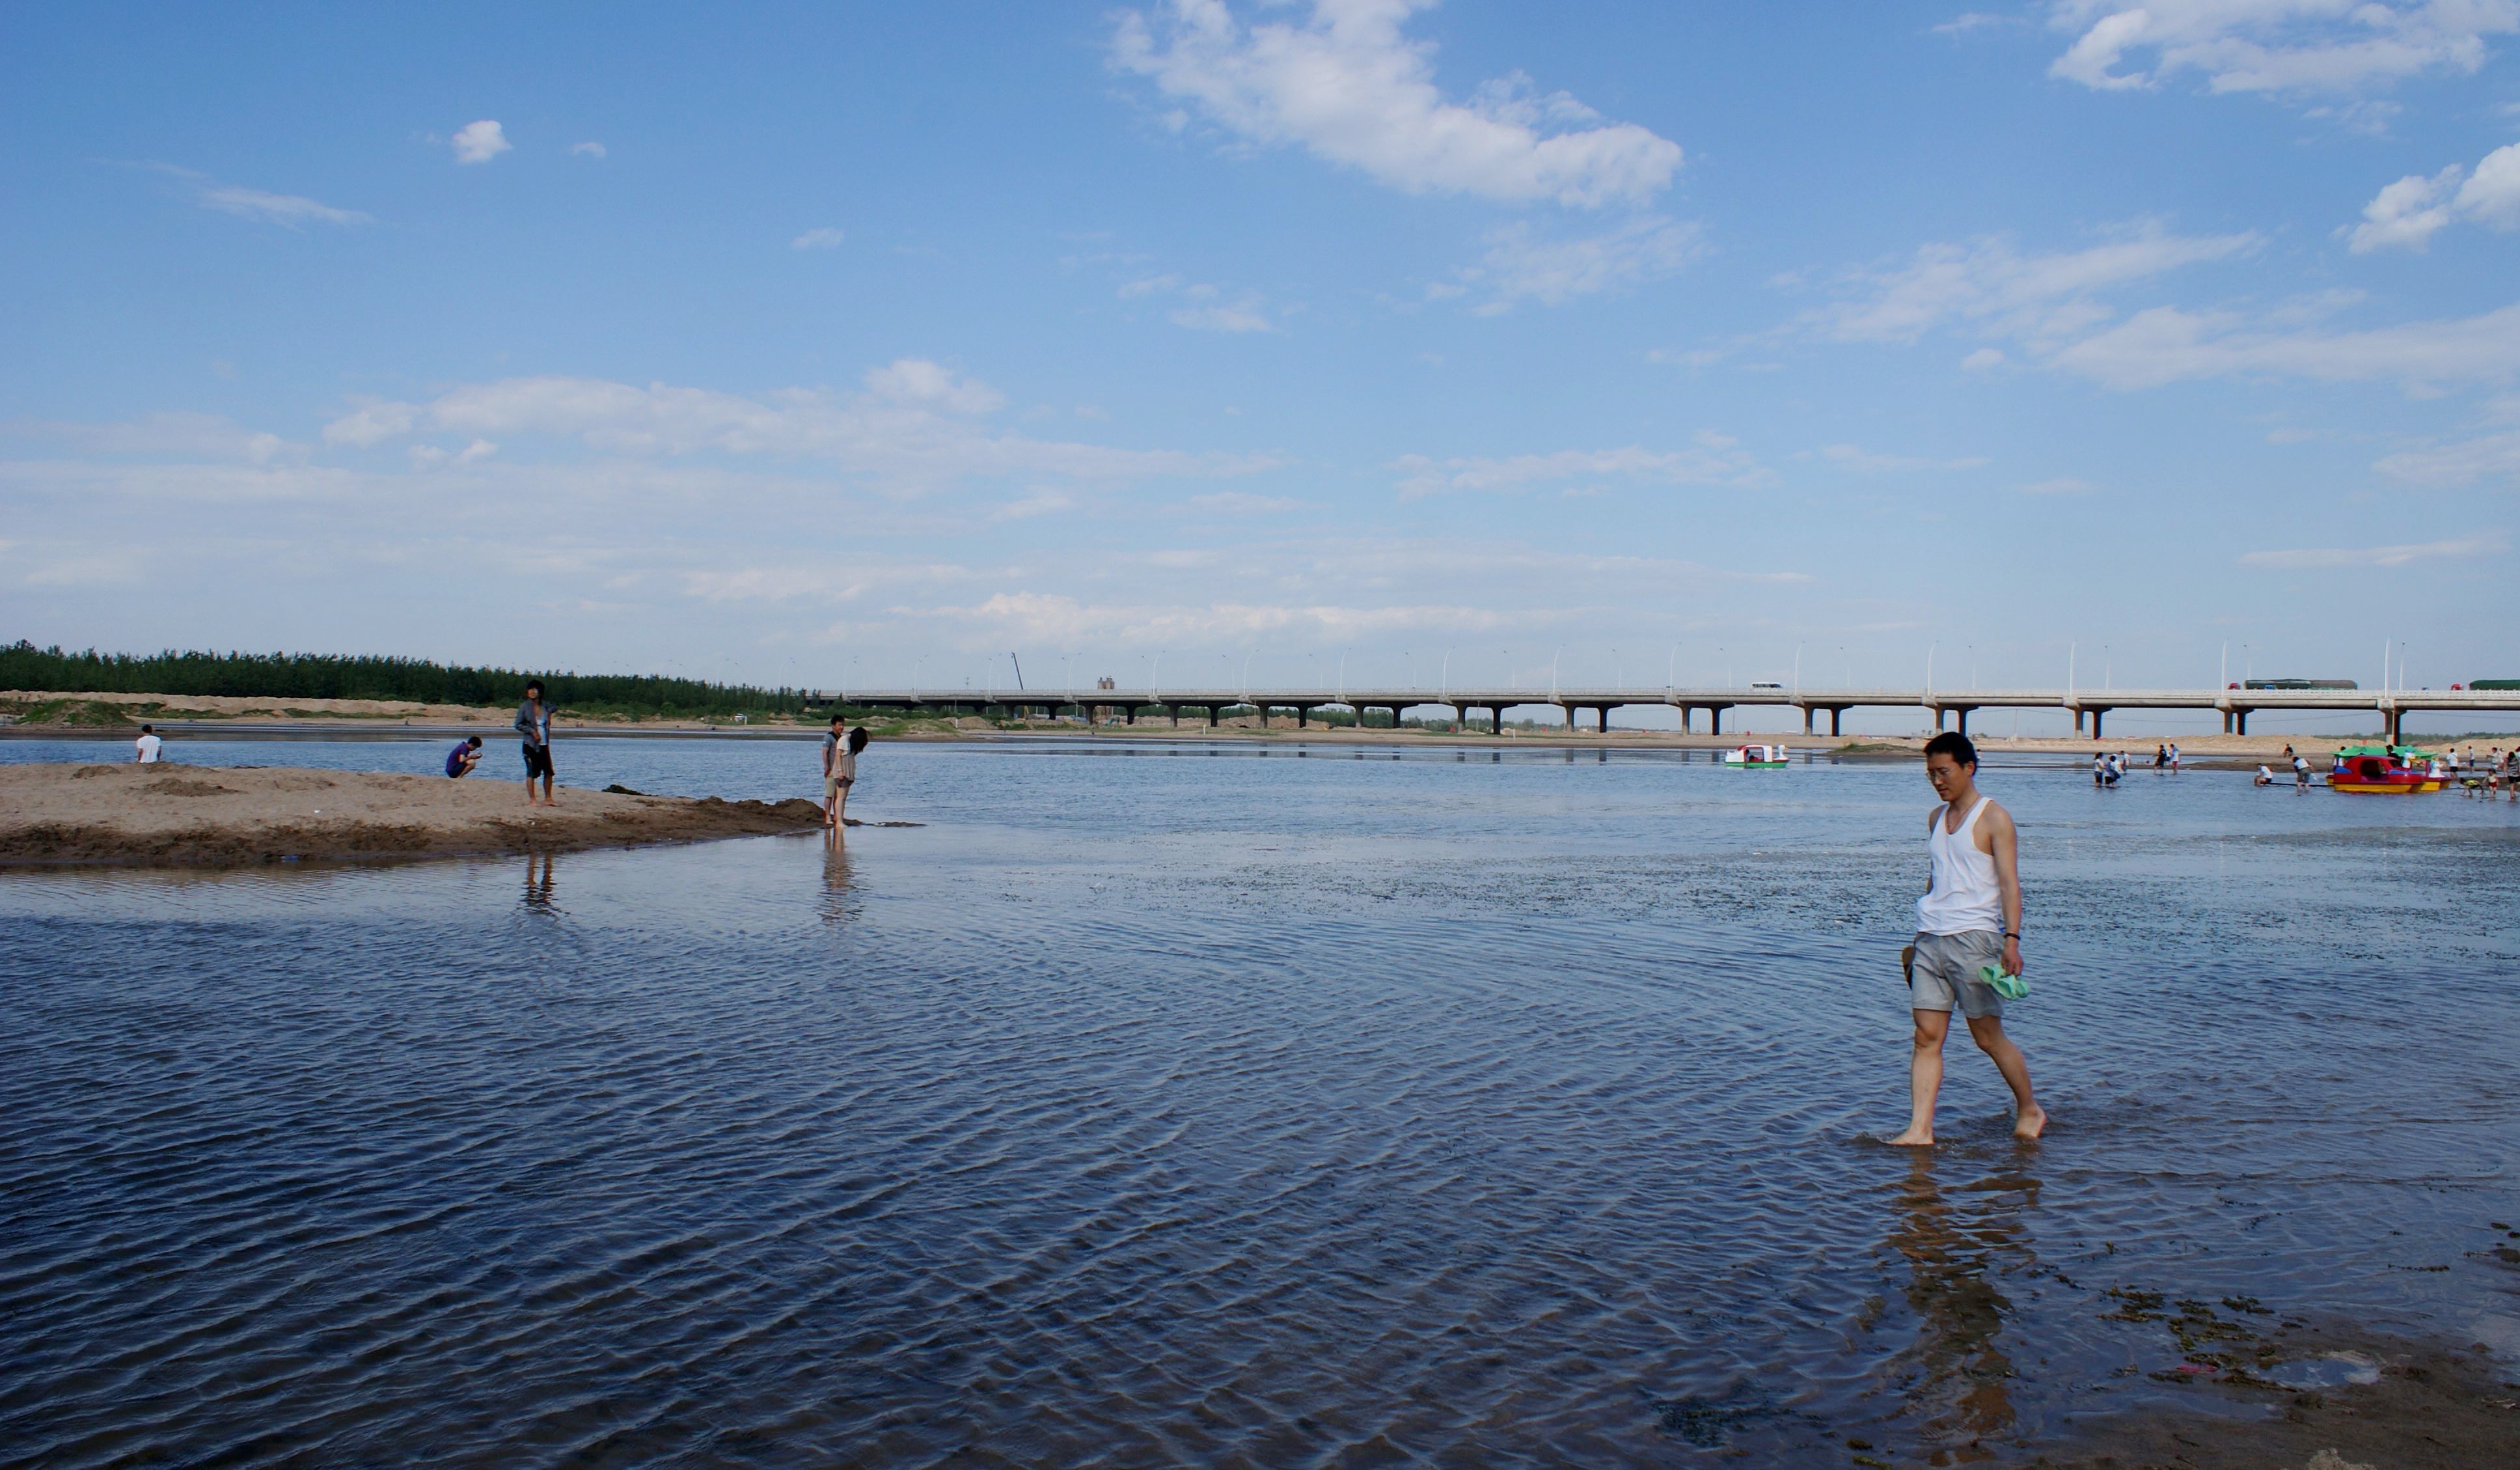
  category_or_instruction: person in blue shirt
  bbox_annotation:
[445,735,483,779]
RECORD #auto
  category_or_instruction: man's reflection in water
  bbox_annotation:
[521,850,557,914]
[820,827,857,926]
[1887,1149,2037,1460]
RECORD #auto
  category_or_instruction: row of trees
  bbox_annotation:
[0,642,812,717]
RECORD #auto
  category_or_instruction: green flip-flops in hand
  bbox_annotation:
[1978,963,2030,1001]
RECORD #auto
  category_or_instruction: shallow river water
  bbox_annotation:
[3,736,2517,1467]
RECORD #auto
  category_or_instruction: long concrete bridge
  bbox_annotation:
[822,685,2520,743]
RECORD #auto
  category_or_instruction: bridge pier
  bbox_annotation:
[2385,706,2403,745]
[1597,706,1610,733]
[1956,708,1970,738]
[1708,705,1723,736]
[1489,706,1507,734]
[2090,708,2107,740]
[1829,707,1843,736]
[2235,709,2247,735]
[1802,705,1815,734]
[1564,704,1577,730]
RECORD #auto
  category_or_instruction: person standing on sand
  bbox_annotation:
[515,681,556,807]
[1888,731,2045,1146]
[134,724,162,764]
[823,719,866,828]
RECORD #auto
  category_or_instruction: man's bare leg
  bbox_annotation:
[1886,1008,1949,1146]
[1967,1014,2047,1139]
[540,773,555,807]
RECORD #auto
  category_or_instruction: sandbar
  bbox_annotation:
[0,763,826,867]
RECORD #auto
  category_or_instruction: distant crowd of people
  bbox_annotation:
[2087,742,2183,786]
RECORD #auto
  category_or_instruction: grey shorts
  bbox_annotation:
[1910,930,2005,1019]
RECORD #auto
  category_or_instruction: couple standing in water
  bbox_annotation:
[1891,731,2046,1146]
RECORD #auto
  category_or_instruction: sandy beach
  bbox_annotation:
[0,762,827,867]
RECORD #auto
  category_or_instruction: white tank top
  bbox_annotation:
[1917,796,2001,936]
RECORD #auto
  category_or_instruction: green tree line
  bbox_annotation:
[1,641,811,716]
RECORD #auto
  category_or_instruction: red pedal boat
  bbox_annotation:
[2328,744,2444,794]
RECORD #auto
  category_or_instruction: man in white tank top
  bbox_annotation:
[1887,732,2046,1145]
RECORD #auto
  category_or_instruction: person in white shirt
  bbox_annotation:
[1889,731,2044,1146]
[134,724,162,764]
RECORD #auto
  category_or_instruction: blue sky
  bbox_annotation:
[4,1,2517,723]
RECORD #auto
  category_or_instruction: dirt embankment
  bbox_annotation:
[0,763,827,867]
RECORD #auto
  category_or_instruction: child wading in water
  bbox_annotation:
[1889,731,2046,1145]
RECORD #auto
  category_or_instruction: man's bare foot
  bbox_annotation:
[2012,1105,2048,1140]
[1884,1128,1934,1147]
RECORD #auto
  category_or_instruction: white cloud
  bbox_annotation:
[1813,221,2259,345]
[2347,141,2520,251]
[1119,273,1280,331]
[862,357,1007,413]
[1391,437,1769,498]
[2047,1,2520,96]
[319,359,1274,492]
[915,589,1527,646]
[1170,299,1276,332]
[2048,300,2520,389]
[7,411,304,464]
[2375,430,2520,483]
[1960,347,2008,370]
[1110,0,1682,206]
[569,141,607,159]
[452,120,512,165]
[992,490,1076,520]
[1456,215,1700,312]
[1186,490,1306,514]
[1807,219,2520,391]
[1818,444,1990,473]
[2239,534,2506,568]
[791,227,847,250]
[2348,165,2463,251]
[1935,12,2019,34]
[141,163,370,228]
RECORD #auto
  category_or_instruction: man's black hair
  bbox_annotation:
[830,713,845,724]
[1923,730,1977,768]
[140,723,154,732]
[523,680,545,695]
[465,736,482,747]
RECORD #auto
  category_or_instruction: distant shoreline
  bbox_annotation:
[6,686,2508,758]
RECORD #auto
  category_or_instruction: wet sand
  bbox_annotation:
[2026,1323,2520,1468]
[0,762,826,866]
